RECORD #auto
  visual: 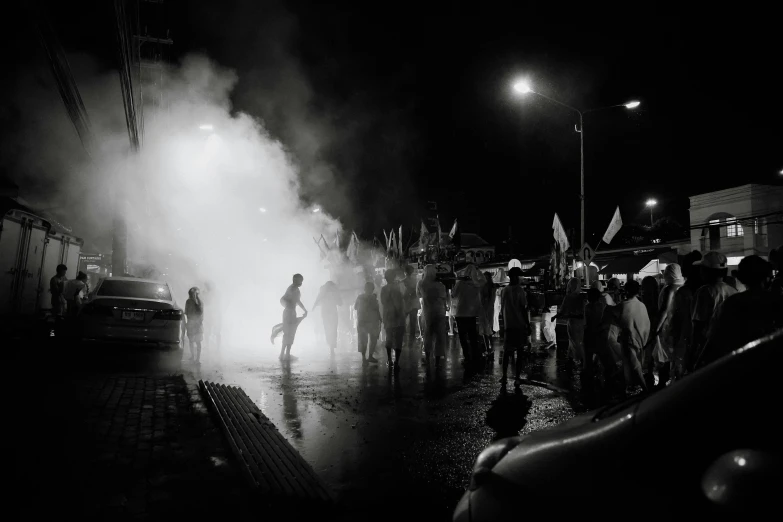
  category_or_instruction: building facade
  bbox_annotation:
[689,184,783,268]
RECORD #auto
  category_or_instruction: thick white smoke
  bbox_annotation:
[9,54,347,358]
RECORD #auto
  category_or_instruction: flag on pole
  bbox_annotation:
[602,206,623,245]
[419,221,429,250]
[552,213,569,251]
[399,225,404,258]
[449,219,457,239]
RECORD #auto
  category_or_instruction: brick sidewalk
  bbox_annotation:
[20,373,255,521]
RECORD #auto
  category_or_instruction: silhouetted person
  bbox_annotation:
[691,252,736,368]
[185,287,204,363]
[402,264,421,345]
[699,255,783,367]
[646,264,684,389]
[380,269,405,374]
[584,287,606,379]
[49,264,68,316]
[313,280,342,355]
[279,274,307,361]
[617,280,649,394]
[480,271,496,356]
[355,281,381,365]
[417,265,448,366]
[453,264,485,372]
[500,267,530,389]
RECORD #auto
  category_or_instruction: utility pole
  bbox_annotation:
[111,0,173,276]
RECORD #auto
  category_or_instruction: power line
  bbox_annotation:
[32,1,93,154]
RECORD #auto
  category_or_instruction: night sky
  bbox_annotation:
[4,1,782,254]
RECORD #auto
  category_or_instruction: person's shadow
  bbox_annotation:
[485,389,533,440]
[280,360,303,439]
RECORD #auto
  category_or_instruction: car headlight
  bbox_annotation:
[469,436,521,491]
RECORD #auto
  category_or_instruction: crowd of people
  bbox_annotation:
[272,263,532,387]
[561,250,783,396]
[268,248,781,400]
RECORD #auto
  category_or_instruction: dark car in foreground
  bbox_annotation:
[455,329,783,520]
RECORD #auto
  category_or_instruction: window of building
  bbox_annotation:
[726,217,744,237]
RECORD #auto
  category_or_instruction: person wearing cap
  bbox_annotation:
[697,255,783,367]
[617,280,650,393]
[691,251,737,366]
[645,263,685,389]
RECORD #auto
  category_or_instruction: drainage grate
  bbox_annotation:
[199,380,333,506]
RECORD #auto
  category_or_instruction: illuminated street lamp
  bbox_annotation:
[511,78,641,252]
[312,207,321,213]
[198,124,213,131]
[646,198,657,226]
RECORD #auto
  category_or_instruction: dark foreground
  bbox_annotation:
[12,318,581,521]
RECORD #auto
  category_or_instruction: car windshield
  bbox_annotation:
[97,280,172,301]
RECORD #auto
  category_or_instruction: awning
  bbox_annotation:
[599,254,659,275]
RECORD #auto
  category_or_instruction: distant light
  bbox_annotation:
[513,80,532,94]
[312,207,321,213]
[259,207,267,213]
[779,168,783,175]
[625,101,641,109]
[736,457,746,467]
[645,199,657,207]
[199,124,213,131]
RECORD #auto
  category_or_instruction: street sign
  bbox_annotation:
[578,242,595,265]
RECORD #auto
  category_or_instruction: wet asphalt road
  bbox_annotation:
[63,317,582,520]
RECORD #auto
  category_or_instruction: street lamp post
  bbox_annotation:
[512,79,640,253]
[646,198,657,226]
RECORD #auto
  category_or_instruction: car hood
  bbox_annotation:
[492,403,639,493]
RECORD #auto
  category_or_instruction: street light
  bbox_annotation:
[646,198,657,226]
[259,207,267,213]
[198,124,213,131]
[513,80,532,94]
[511,78,640,251]
[312,207,321,213]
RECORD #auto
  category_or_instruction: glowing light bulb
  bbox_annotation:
[625,101,641,109]
[513,80,532,94]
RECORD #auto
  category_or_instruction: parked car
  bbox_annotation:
[80,277,183,348]
[454,330,782,521]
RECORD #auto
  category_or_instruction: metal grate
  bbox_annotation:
[199,380,333,506]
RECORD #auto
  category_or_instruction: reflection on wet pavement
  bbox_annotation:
[180,325,578,519]
[72,317,581,520]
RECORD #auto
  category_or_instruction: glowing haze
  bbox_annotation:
[7,54,348,358]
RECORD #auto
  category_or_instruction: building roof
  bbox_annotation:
[690,183,783,203]
[460,233,491,248]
